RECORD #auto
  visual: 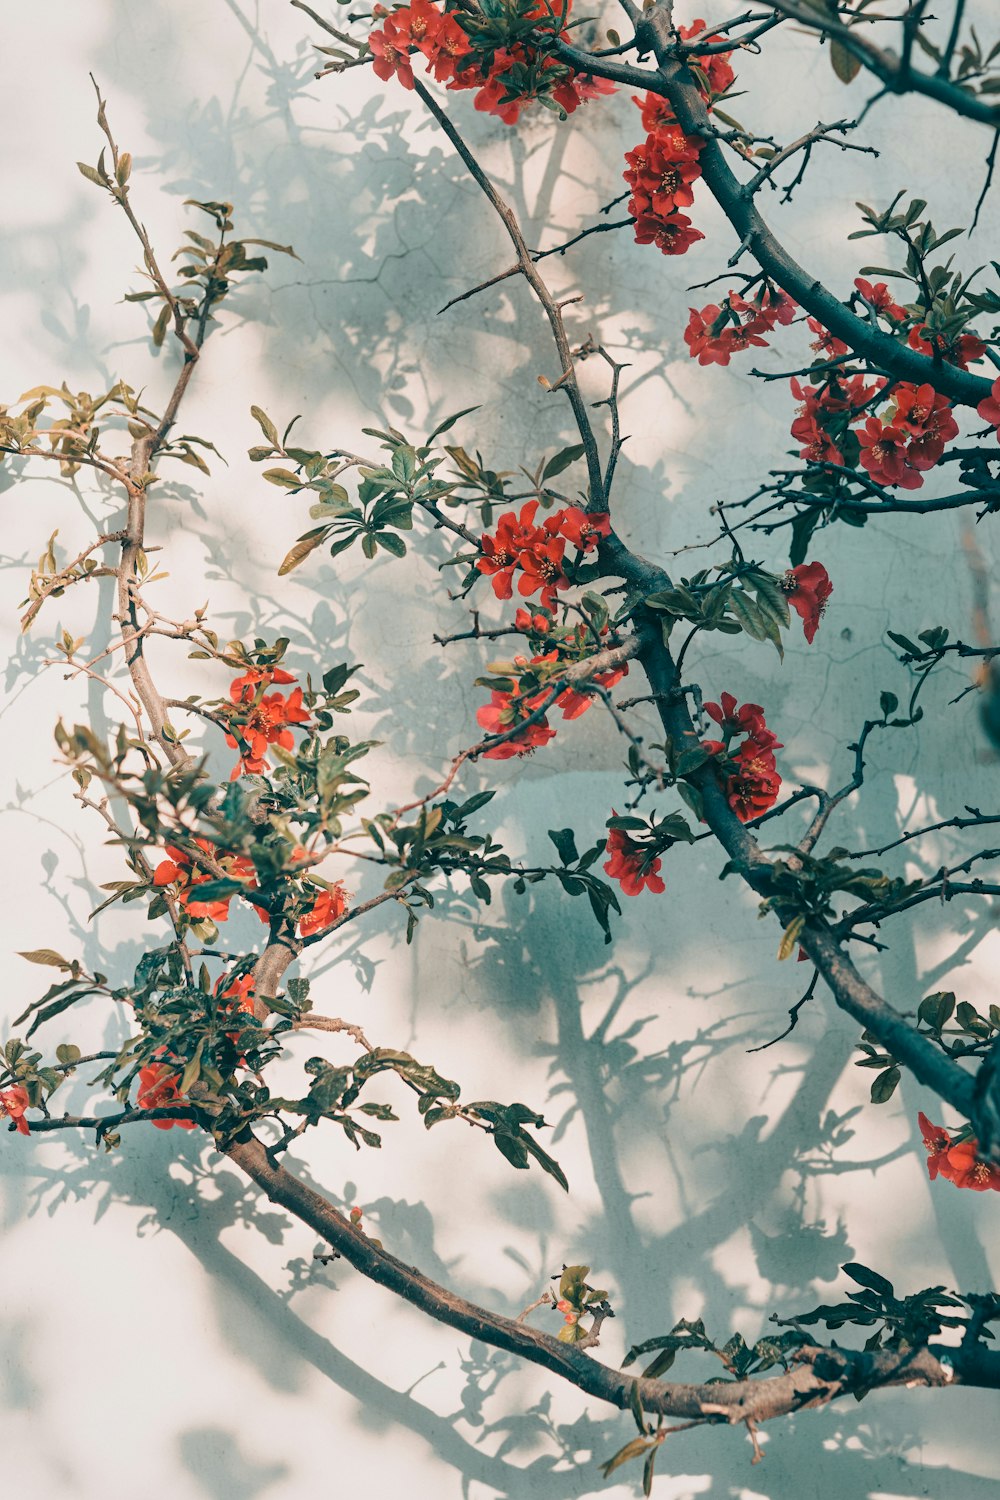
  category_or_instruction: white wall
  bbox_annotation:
[2,3,999,1498]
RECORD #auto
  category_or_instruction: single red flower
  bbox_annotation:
[546,507,611,552]
[517,533,570,609]
[299,883,350,938]
[217,972,256,1015]
[0,1085,31,1136]
[632,91,678,134]
[940,1138,1000,1192]
[854,278,905,321]
[918,1112,953,1180]
[807,318,850,359]
[782,561,833,644]
[604,824,665,896]
[558,663,628,719]
[633,212,704,256]
[369,14,416,88]
[704,692,767,739]
[136,1063,197,1131]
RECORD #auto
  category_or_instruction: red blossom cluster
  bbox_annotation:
[153,837,261,923]
[908,323,985,369]
[857,382,959,489]
[919,1112,1000,1192]
[368,0,615,124]
[0,1085,31,1136]
[782,561,833,645]
[624,23,733,258]
[789,370,885,466]
[476,644,628,759]
[136,1061,197,1132]
[226,666,310,779]
[153,837,348,938]
[703,693,783,822]
[477,502,611,610]
[603,814,665,896]
[299,883,349,937]
[684,286,796,366]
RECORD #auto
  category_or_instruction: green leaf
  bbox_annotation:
[548,828,579,866]
[375,531,407,557]
[425,406,480,444]
[870,1065,901,1103]
[843,1262,894,1297]
[56,1043,82,1066]
[541,444,585,482]
[918,990,955,1031]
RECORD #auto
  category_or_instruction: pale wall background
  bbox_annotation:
[2,3,1000,1498]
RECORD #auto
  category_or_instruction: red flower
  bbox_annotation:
[369,13,416,88]
[678,18,736,97]
[704,692,767,739]
[978,375,1000,436]
[632,91,678,134]
[229,666,296,704]
[807,318,850,359]
[684,303,769,366]
[476,689,556,759]
[632,212,704,256]
[0,1085,31,1136]
[791,408,843,466]
[857,417,923,489]
[626,139,702,215]
[918,1112,953,1180]
[477,501,544,599]
[136,1063,197,1131]
[299,883,349,938]
[604,823,665,896]
[517,533,569,609]
[546,507,611,552]
[731,287,796,332]
[217,972,256,1015]
[908,323,985,369]
[726,766,781,822]
[891,382,958,470]
[940,1139,1000,1192]
[226,670,310,778]
[558,662,628,719]
[153,839,258,923]
[854,277,905,321]
[782,562,833,644]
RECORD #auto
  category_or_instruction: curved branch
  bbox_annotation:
[226,1132,1000,1424]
